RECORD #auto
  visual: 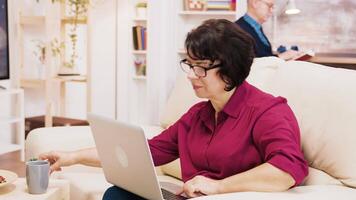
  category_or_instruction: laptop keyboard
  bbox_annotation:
[161,188,187,200]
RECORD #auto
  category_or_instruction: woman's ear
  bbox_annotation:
[221,75,233,91]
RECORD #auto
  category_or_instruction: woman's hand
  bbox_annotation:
[178,175,221,198]
[39,151,78,173]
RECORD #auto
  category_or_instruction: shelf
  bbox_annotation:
[19,15,45,25]
[133,17,147,22]
[20,76,87,88]
[0,143,22,155]
[0,89,23,95]
[61,16,88,24]
[54,75,87,83]
[0,117,22,124]
[133,50,147,55]
[179,11,236,16]
[20,79,46,88]
[132,75,147,80]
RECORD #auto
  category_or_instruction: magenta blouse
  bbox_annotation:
[148,81,308,185]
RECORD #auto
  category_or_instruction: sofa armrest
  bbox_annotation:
[25,126,102,174]
[141,125,165,139]
[25,125,165,174]
[25,126,95,159]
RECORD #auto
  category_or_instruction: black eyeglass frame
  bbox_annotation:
[180,59,221,78]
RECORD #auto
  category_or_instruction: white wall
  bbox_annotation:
[12,0,248,125]
[88,0,117,119]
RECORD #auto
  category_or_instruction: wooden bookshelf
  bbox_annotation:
[20,79,46,89]
[18,2,91,126]
[54,75,87,82]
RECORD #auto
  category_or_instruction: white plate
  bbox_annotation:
[0,169,18,188]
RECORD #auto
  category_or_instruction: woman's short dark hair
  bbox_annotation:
[185,19,255,91]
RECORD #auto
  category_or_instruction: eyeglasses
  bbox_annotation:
[180,59,221,78]
[259,0,275,9]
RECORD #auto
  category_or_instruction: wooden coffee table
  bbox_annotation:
[0,151,25,177]
[0,178,69,200]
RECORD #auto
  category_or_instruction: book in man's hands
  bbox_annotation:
[293,49,315,61]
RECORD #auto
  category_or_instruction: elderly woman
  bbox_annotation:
[40,19,308,199]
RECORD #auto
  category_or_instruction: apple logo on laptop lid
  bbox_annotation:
[115,145,129,168]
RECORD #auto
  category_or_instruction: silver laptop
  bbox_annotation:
[88,113,187,200]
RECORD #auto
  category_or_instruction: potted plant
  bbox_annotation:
[36,0,90,76]
[61,0,89,75]
[32,40,46,79]
[136,1,147,19]
[32,38,65,79]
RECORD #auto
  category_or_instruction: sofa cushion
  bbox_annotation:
[303,167,342,186]
[193,185,356,200]
[58,173,184,200]
[247,59,356,188]
[161,159,182,180]
[159,71,203,129]
[58,173,356,200]
[26,126,96,158]
[59,172,110,200]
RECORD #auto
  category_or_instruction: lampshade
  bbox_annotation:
[285,0,300,15]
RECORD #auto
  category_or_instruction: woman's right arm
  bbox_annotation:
[39,147,101,173]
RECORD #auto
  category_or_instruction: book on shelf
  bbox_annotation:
[141,27,147,50]
[132,26,138,50]
[206,0,235,11]
[230,0,236,11]
[136,26,142,50]
[293,49,315,61]
[132,26,147,50]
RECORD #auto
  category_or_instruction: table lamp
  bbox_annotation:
[285,0,300,15]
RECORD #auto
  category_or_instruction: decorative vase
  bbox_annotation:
[57,66,80,76]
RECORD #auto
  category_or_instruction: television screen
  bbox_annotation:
[0,0,9,80]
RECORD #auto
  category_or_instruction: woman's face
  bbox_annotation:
[185,57,227,99]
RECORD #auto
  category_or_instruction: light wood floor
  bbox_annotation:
[0,151,25,177]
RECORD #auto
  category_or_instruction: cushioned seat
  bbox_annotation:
[26,57,356,199]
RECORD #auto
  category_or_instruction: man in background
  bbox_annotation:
[235,0,299,60]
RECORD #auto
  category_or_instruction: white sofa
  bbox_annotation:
[25,57,356,200]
